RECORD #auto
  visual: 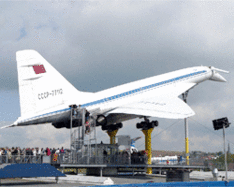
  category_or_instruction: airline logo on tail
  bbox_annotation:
[33,65,46,74]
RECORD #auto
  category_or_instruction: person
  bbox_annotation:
[16,147,21,163]
[22,148,26,162]
[2,148,7,163]
[46,147,51,156]
[60,147,65,163]
[0,148,2,163]
[11,147,18,162]
[55,148,60,154]
[60,147,64,153]
[41,148,44,154]
[179,155,183,165]
[32,148,36,156]
[52,148,56,154]
[122,151,129,164]
[37,147,41,155]
[7,148,12,163]
[103,150,107,163]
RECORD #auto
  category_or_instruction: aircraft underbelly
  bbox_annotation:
[18,110,71,126]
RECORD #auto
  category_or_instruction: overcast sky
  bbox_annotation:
[0,1,234,153]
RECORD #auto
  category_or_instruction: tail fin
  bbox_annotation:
[16,50,85,117]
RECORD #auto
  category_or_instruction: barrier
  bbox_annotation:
[0,155,42,164]
[0,153,213,168]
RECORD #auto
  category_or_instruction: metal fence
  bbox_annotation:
[0,155,42,164]
[151,157,219,168]
[51,152,147,165]
[0,153,222,170]
[0,153,147,165]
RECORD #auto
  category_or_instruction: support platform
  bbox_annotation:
[60,163,205,177]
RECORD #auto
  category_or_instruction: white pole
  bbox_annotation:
[223,124,228,181]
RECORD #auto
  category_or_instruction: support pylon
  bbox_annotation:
[107,129,119,144]
[185,136,189,165]
[142,128,154,174]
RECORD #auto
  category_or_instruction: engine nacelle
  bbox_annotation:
[136,120,158,130]
[52,119,82,129]
[101,123,123,131]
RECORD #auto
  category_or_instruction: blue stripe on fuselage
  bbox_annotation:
[81,70,206,107]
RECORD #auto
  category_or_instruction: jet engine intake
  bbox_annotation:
[96,115,107,126]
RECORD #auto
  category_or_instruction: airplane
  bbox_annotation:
[1,50,229,131]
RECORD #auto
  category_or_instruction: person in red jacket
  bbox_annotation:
[46,147,51,156]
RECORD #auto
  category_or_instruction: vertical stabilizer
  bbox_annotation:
[16,50,84,117]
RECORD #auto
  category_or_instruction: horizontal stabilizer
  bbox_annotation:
[0,123,17,129]
[210,66,229,74]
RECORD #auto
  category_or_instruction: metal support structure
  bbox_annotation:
[55,176,59,183]
[185,118,189,165]
[212,117,231,181]
[100,167,103,177]
[223,123,228,181]
[70,106,73,151]
[82,108,85,143]
[142,128,154,174]
[70,105,85,153]
[107,129,119,144]
[69,106,98,164]
[182,91,189,165]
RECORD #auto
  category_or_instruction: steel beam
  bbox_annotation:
[142,128,154,174]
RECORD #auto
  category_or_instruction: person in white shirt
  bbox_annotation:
[32,148,37,157]
[55,148,60,154]
[37,148,41,155]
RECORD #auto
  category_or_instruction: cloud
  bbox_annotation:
[0,1,233,153]
[190,135,223,152]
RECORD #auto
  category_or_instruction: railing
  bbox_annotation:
[0,153,215,169]
[50,153,147,165]
[0,155,42,164]
[151,157,213,167]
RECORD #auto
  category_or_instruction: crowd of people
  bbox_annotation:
[0,146,148,165]
[0,147,66,163]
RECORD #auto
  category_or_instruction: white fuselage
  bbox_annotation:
[14,66,219,126]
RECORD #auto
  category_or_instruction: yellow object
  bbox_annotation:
[53,154,58,162]
[142,128,154,174]
[185,137,189,165]
[107,129,119,144]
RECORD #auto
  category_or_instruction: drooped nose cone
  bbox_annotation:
[210,72,227,82]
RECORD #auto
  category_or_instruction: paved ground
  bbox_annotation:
[1,171,234,186]
[0,175,166,187]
